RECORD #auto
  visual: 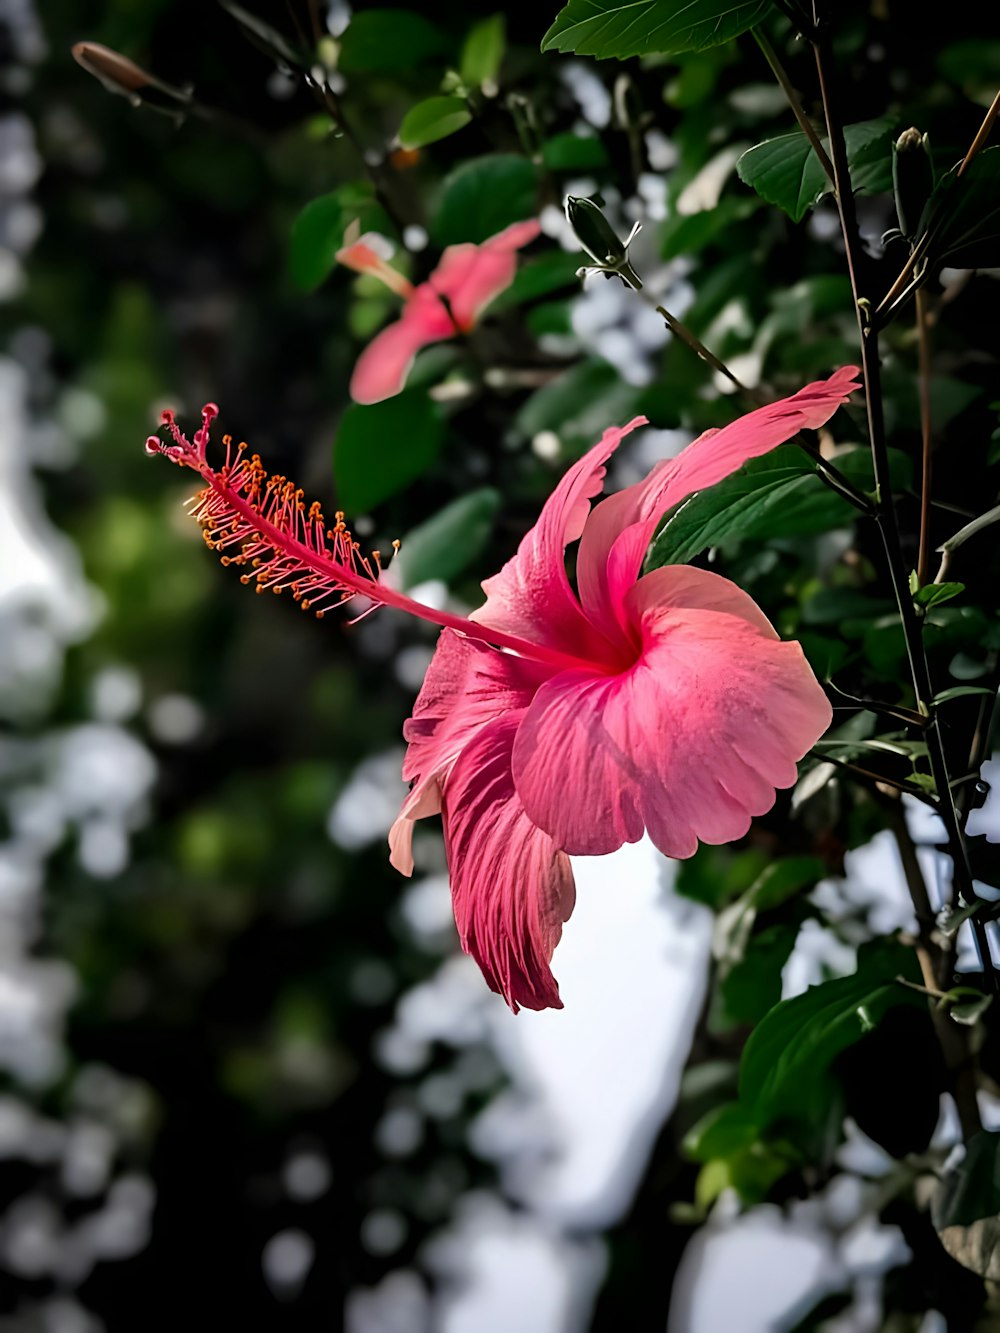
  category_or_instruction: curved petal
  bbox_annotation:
[389,630,548,875]
[442,712,575,1012]
[512,566,832,859]
[576,368,861,624]
[349,304,453,404]
[481,219,542,252]
[472,419,647,662]
[440,248,517,328]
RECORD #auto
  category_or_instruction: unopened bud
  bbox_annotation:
[892,127,935,241]
[72,42,152,97]
[564,196,643,290]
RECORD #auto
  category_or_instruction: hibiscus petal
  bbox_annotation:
[472,419,647,661]
[511,566,832,859]
[576,367,861,623]
[349,304,453,404]
[432,245,517,329]
[390,631,547,875]
[442,712,575,1012]
[481,219,543,252]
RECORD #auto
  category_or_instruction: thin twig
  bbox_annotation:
[754,29,835,184]
[916,288,934,584]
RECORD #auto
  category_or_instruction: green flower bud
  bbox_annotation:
[893,127,935,241]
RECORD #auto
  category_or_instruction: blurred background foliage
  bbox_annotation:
[4,0,1000,1328]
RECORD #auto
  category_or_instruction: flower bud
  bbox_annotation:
[564,196,643,290]
[892,127,935,241]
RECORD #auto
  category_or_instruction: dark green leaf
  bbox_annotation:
[461,14,506,88]
[922,147,1000,270]
[646,447,851,568]
[932,1131,1000,1278]
[740,941,924,1124]
[541,0,771,60]
[683,1102,759,1162]
[433,154,538,246]
[541,133,610,172]
[737,118,895,222]
[289,184,391,292]
[515,358,641,457]
[398,96,471,150]
[396,489,500,588]
[334,392,445,513]
[338,9,448,73]
[674,845,770,910]
[489,252,581,311]
[714,920,804,1030]
[660,197,759,261]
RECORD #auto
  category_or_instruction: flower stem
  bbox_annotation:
[811,14,994,980]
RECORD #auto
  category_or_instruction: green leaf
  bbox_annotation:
[714,920,805,1030]
[740,941,924,1125]
[541,0,771,60]
[398,96,472,150]
[461,14,506,88]
[660,197,760,261]
[289,184,391,292]
[914,580,965,608]
[674,845,770,910]
[737,118,895,223]
[922,147,1000,270]
[338,9,448,73]
[683,1102,759,1162]
[433,154,538,246]
[489,252,581,311]
[646,447,852,568]
[334,391,445,513]
[933,685,996,705]
[515,358,642,457]
[396,488,500,588]
[932,1131,1000,1278]
[541,133,610,172]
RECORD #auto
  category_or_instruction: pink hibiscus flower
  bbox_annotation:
[336,219,541,404]
[147,367,859,1012]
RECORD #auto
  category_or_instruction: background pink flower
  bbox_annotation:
[390,368,861,1012]
[337,219,541,404]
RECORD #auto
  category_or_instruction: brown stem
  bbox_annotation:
[916,288,934,585]
[754,29,835,184]
[957,86,1000,178]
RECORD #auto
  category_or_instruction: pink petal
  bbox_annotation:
[349,300,454,404]
[431,245,516,329]
[576,368,861,624]
[336,236,415,299]
[511,565,832,859]
[442,712,575,1012]
[481,219,543,252]
[389,631,548,875]
[472,419,647,662]
[429,221,540,329]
